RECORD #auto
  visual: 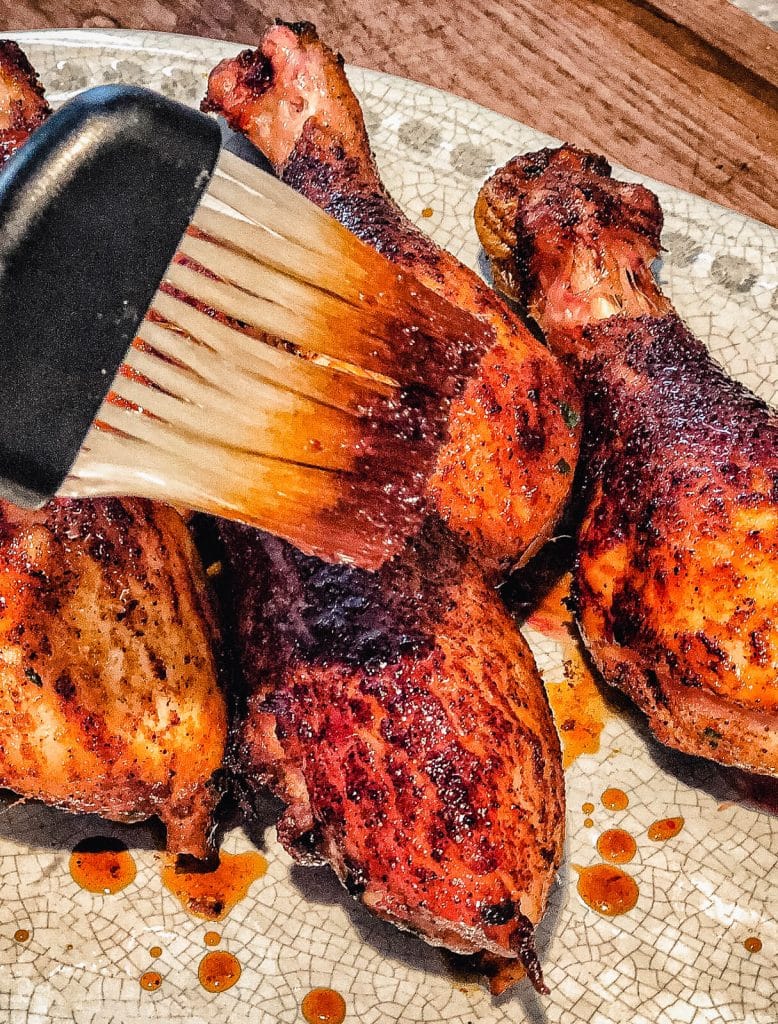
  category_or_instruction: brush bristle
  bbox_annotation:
[62,151,494,568]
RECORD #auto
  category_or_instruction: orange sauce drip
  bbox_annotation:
[149,946,162,958]
[597,828,637,864]
[744,937,762,954]
[69,837,137,894]
[198,950,241,993]
[301,988,347,1024]
[574,863,639,916]
[601,788,629,811]
[139,970,162,991]
[583,818,594,828]
[582,802,595,815]
[204,930,221,947]
[528,573,614,767]
[161,851,267,921]
[421,206,433,218]
[647,816,684,841]
[13,929,29,943]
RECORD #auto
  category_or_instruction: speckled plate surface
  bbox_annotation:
[2,28,777,1024]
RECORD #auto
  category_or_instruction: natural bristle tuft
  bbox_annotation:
[63,150,495,567]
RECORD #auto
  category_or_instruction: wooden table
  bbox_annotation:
[1,1,776,227]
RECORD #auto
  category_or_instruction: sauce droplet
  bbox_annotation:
[198,950,241,993]
[301,987,347,1024]
[421,206,433,218]
[161,851,267,921]
[583,818,594,828]
[13,929,29,943]
[204,930,221,947]
[582,802,595,815]
[601,787,629,811]
[597,828,637,864]
[574,863,639,916]
[139,970,162,991]
[647,816,684,841]
[744,936,762,954]
[530,574,615,766]
[69,837,137,894]
[149,946,162,958]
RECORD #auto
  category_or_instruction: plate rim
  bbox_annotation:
[6,26,778,236]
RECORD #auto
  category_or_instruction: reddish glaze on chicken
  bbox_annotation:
[203,22,581,578]
[0,40,49,162]
[0,44,228,855]
[476,145,778,777]
[221,518,564,993]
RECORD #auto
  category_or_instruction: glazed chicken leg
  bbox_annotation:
[0,45,228,854]
[221,518,564,993]
[0,41,49,161]
[203,22,581,577]
[476,145,778,776]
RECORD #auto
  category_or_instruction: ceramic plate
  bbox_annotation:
[2,28,776,1024]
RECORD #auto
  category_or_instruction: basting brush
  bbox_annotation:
[0,85,493,568]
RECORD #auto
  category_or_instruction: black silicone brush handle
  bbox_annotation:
[0,84,221,508]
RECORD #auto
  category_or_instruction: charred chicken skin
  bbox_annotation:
[0,46,228,855]
[221,518,564,993]
[476,145,778,776]
[0,500,227,855]
[0,40,49,162]
[203,22,581,577]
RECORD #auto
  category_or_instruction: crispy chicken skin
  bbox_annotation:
[0,40,49,162]
[0,499,227,855]
[220,518,564,992]
[0,46,228,853]
[203,22,581,577]
[476,145,778,776]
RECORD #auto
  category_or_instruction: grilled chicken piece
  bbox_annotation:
[0,499,227,854]
[0,40,49,162]
[0,47,227,854]
[221,519,564,992]
[203,22,581,577]
[476,145,778,776]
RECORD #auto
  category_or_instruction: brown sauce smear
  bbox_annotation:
[601,788,629,811]
[161,851,267,921]
[744,937,762,954]
[647,816,684,841]
[69,837,137,895]
[13,929,29,943]
[139,970,162,991]
[597,828,637,864]
[198,950,241,993]
[574,863,639,916]
[204,930,221,947]
[528,573,614,767]
[301,988,347,1024]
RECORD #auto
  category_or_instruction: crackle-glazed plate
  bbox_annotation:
[1,27,777,1024]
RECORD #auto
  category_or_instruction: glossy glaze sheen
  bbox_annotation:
[221,518,564,992]
[0,54,228,855]
[301,988,347,1024]
[160,851,267,920]
[0,27,774,1024]
[197,950,241,993]
[476,145,778,777]
[203,21,581,577]
[69,837,136,894]
[0,498,226,855]
[574,864,639,917]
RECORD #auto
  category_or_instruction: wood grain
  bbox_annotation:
[0,0,775,226]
